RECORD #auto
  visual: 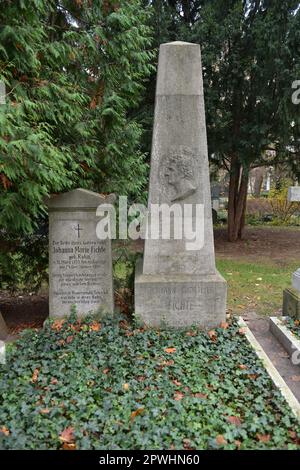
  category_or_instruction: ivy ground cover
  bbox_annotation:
[284,317,300,340]
[0,315,300,450]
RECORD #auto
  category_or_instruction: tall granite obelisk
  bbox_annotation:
[135,41,227,328]
[283,186,300,318]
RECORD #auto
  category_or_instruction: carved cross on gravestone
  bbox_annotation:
[289,187,300,292]
[74,223,83,239]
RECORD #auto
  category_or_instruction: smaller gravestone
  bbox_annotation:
[47,189,114,318]
[288,186,300,202]
[292,268,300,292]
[0,312,8,341]
[283,187,300,318]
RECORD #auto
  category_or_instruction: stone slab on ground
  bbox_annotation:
[243,311,300,402]
[239,317,300,420]
[270,316,300,363]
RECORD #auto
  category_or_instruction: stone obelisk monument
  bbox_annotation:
[135,41,227,328]
[283,186,300,318]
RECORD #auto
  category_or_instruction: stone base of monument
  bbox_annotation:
[135,259,226,329]
[283,288,300,319]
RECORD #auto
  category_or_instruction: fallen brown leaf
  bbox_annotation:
[193,392,208,399]
[288,430,300,444]
[174,391,184,401]
[256,433,271,443]
[59,426,75,443]
[62,442,76,450]
[216,434,227,446]
[52,319,65,331]
[208,330,217,342]
[160,360,174,367]
[172,379,182,386]
[130,407,145,422]
[119,320,129,330]
[186,331,197,337]
[183,438,193,450]
[220,321,229,330]
[137,375,146,382]
[226,415,242,426]
[31,368,39,383]
[0,426,10,436]
[248,374,258,380]
[90,322,101,332]
[165,347,176,354]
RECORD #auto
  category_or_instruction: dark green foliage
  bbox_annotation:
[0,218,48,291]
[113,245,141,314]
[0,315,299,449]
[142,1,300,240]
[285,317,300,339]
[0,0,154,235]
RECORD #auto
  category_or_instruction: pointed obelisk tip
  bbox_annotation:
[156,41,203,96]
[161,41,199,47]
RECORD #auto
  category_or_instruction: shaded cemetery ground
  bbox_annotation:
[1,226,299,334]
[214,226,300,264]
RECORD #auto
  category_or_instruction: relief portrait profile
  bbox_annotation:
[162,147,198,202]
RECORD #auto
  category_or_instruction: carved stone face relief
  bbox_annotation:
[160,147,198,202]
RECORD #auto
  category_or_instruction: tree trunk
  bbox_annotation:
[227,156,249,242]
[181,0,191,23]
[253,167,265,197]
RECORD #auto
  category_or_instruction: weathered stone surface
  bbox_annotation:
[135,260,226,328]
[47,189,114,318]
[135,42,227,328]
[0,312,8,340]
[283,288,300,319]
[292,269,300,293]
[286,187,300,296]
[288,186,300,202]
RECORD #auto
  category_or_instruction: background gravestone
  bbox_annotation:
[47,189,114,318]
[135,41,227,328]
[283,186,300,319]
